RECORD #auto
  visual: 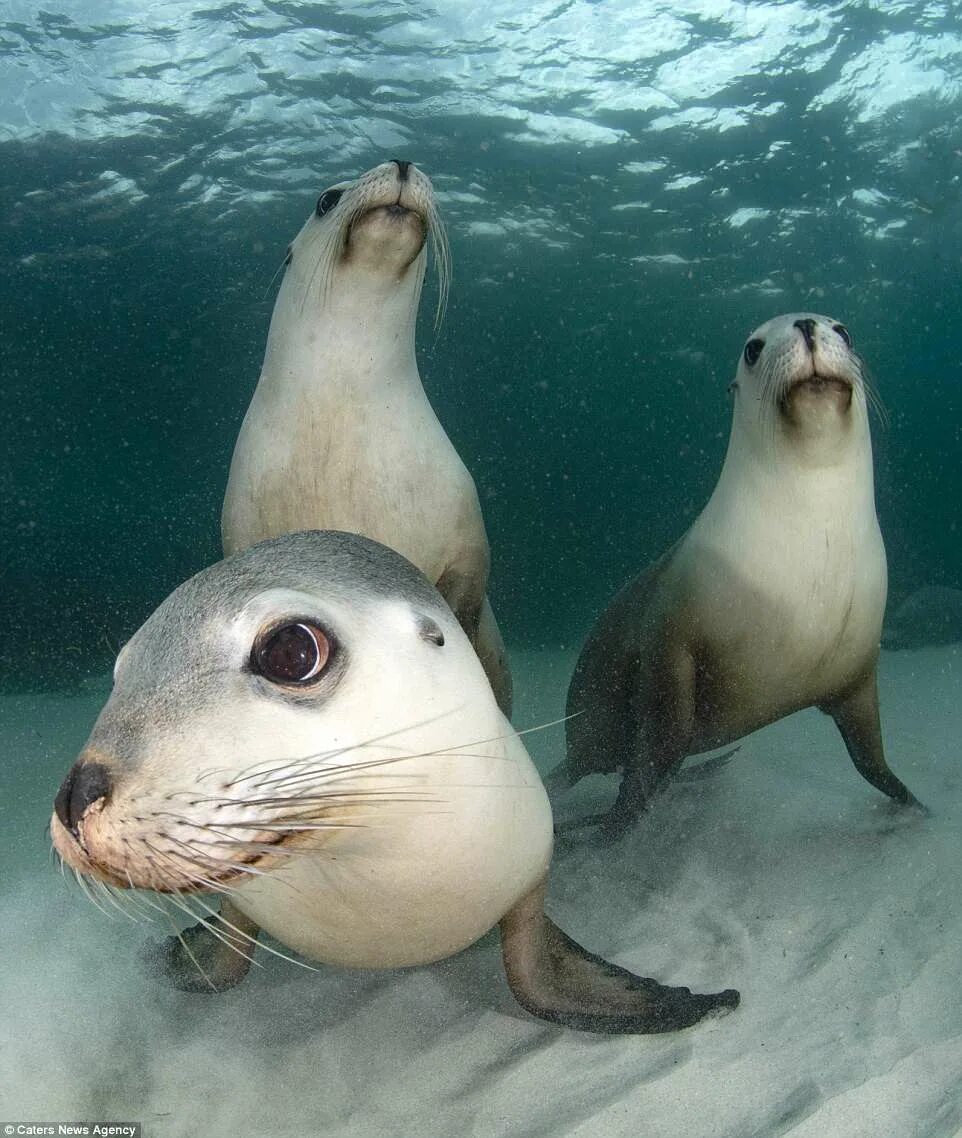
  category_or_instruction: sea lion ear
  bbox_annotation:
[415,614,445,647]
[727,380,739,396]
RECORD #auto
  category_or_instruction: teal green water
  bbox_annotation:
[1,2,959,687]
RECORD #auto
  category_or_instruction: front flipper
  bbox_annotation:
[437,564,513,718]
[821,669,927,811]
[473,594,513,718]
[499,878,738,1034]
[142,898,261,993]
[598,648,697,841]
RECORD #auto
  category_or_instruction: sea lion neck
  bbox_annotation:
[259,289,422,397]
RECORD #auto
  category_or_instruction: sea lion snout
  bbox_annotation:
[54,754,112,840]
[793,316,817,351]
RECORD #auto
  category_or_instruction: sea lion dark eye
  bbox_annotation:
[253,622,330,685]
[744,338,764,366]
[283,245,293,267]
[832,323,852,347]
[315,189,343,217]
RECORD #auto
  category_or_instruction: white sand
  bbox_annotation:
[2,645,960,1137]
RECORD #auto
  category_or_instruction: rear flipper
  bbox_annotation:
[142,898,260,993]
[677,747,740,782]
[549,749,738,836]
[500,877,738,1034]
[822,670,927,812]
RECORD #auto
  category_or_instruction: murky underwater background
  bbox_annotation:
[1,2,961,1135]
[3,0,961,687]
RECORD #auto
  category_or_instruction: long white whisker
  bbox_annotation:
[160,834,245,895]
[226,710,462,788]
[94,879,145,924]
[244,711,577,795]
[168,894,266,972]
[73,869,116,921]
[183,894,322,975]
[427,195,451,330]
[157,903,219,993]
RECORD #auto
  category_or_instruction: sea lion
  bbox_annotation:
[559,313,924,836]
[50,531,738,1034]
[222,159,511,714]
[882,585,962,649]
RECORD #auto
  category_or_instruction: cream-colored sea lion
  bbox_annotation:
[50,531,738,1033]
[559,313,924,836]
[222,159,511,714]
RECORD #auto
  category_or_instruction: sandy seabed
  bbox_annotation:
[1,644,960,1138]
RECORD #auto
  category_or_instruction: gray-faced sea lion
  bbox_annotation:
[51,530,738,1034]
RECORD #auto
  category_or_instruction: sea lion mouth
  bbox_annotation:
[352,201,428,233]
[780,372,854,412]
[344,201,429,267]
[51,808,302,894]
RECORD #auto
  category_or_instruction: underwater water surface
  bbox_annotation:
[1,2,961,1135]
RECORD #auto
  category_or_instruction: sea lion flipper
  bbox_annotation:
[599,649,696,838]
[142,899,260,994]
[437,566,512,717]
[499,878,738,1034]
[474,595,513,717]
[822,670,926,810]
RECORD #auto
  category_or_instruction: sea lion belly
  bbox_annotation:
[226,378,486,586]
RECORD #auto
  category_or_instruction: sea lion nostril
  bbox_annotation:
[391,159,412,180]
[793,317,817,351]
[54,761,112,837]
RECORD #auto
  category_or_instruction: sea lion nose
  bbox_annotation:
[391,159,412,181]
[793,317,817,351]
[54,760,112,838]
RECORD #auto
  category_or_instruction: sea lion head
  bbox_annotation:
[729,312,876,465]
[50,531,465,895]
[280,159,449,323]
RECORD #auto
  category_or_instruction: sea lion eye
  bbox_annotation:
[283,245,293,267]
[253,622,330,685]
[744,338,764,366]
[315,189,343,217]
[832,323,852,347]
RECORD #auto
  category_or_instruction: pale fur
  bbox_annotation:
[675,312,886,730]
[563,313,902,821]
[52,544,550,969]
[222,162,488,594]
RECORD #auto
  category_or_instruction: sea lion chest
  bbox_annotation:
[677,494,886,745]
[223,364,485,578]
